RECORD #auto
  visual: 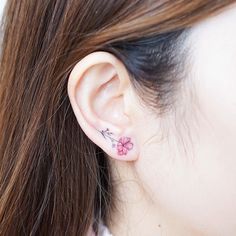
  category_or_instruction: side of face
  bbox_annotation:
[135,3,236,235]
[67,3,236,235]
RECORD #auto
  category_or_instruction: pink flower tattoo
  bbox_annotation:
[117,137,133,155]
[100,128,134,156]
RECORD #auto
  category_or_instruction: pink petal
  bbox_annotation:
[118,149,124,155]
[118,137,124,143]
[123,148,128,155]
[125,142,133,150]
[123,137,130,143]
[117,142,122,147]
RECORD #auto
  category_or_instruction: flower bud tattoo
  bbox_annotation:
[100,128,134,156]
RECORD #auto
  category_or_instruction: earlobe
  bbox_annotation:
[67,51,139,161]
[99,128,134,156]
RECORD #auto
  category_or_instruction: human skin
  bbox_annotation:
[67,3,236,236]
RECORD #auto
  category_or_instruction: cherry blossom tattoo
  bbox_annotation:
[99,128,134,156]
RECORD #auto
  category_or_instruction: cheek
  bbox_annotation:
[137,62,236,234]
[136,10,236,233]
[181,61,236,233]
[138,132,236,235]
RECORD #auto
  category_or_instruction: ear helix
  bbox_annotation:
[99,128,134,156]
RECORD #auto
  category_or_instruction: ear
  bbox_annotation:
[67,51,139,161]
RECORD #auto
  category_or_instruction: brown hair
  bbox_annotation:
[0,0,235,235]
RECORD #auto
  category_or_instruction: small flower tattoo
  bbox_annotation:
[117,137,134,155]
[99,128,134,156]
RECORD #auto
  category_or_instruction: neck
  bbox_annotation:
[106,160,202,236]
